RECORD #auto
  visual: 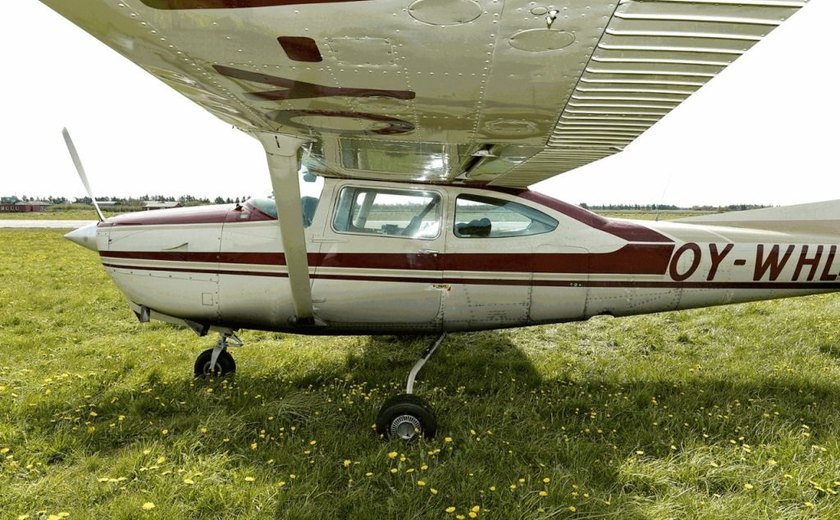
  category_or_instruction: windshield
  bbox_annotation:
[244,171,324,227]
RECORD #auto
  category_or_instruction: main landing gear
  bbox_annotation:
[375,333,446,442]
[194,331,242,378]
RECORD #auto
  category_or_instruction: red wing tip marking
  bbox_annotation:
[139,0,368,9]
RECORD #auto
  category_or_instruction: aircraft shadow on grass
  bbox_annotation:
[23,330,840,516]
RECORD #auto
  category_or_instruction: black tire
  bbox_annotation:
[375,394,437,441]
[193,348,236,378]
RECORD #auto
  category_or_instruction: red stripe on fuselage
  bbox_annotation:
[100,244,674,276]
[99,261,840,291]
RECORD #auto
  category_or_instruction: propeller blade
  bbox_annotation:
[62,128,105,222]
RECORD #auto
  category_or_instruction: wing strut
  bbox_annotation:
[257,133,315,325]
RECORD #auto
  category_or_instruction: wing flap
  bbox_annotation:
[489,0,806,188]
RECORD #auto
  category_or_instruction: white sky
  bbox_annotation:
[1,0,838,206]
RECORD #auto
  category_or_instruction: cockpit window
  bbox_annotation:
[454,195,558,238]
[333,187,441,239]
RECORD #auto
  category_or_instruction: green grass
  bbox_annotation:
[2,230,840,519]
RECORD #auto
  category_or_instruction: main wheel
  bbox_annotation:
[376,394,437,441]
[194,348,236,378]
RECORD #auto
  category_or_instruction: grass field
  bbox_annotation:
[2,229,840,519]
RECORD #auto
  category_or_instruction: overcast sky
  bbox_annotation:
[2,0,838,206]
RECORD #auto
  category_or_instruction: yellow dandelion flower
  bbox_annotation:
[568,506,577,512]
[469,514,477,519]
[444,437,453,443]
[309,440,317,445]
[390,468,399,474]
[343,460,352,468]
[421,464,429,471]
[183,478,195,485]
[143,449,151,455]
[431,488,438,495]
[250,443,258,450]
[543,477,551,484]
[244,476,255,482]
[489,486,496,492]
[365,472,374,477]
[744,483,754,490]
[141,502,155,511]
[17,515,29,520]
[387,451,399,459]
[277,481,287,488]
[518,478,525,484]
[118,415,125,422]
[445,506,456,513]
[417,480,426,487]
[161,429,169,435]
[156,456,166,464]
[539,491,548,497]
[510,484,517,490]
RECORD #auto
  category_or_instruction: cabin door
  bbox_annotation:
[310,184,445,332]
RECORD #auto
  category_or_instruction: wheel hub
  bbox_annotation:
[390,414,422,440]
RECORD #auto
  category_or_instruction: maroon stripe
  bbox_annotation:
[139,0,368,9]
[445,245,674,275]
[101,251,286,264]
[102,262,840,291]
[102,206,235,227]
[515,190,673,243]
[101,246,673,276]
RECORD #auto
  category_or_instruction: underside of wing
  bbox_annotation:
[40,0,807,188]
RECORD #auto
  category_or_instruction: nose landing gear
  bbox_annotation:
[375,333,446,441]
[194,331,241,378]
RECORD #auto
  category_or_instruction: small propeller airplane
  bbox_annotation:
[46,0,837,441]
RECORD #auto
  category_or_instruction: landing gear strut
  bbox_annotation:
[375,333,446,441]
[194,331,242,377]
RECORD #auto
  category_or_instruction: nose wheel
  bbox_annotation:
[376,394,437,441]
[194,331,241,378]
[194,348,236,377]
[375,333,445,441]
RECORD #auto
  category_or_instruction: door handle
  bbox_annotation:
[418,248,439,255]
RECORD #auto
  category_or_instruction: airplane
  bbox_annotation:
[45,0,834,441]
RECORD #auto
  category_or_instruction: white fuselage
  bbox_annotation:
[84,180,840,335]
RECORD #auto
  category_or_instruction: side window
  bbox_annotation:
[333,187,441,239]
[454,195,558,238]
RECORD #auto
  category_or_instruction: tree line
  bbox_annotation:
[579,203,770,212]
[3,195,252,206]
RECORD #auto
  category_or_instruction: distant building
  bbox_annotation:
[143,201,183,211]
[0,200,51,213]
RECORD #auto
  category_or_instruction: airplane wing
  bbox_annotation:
[39,0,808,189]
